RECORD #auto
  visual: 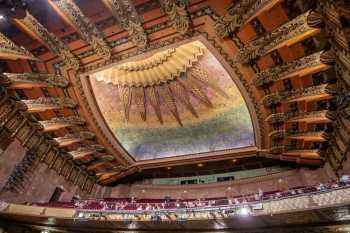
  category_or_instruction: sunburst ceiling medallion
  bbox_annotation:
[91,41,229,126]
[90,40,255,161]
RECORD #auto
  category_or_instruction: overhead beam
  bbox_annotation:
[215,0,283,38]
[21,97,76,112]
[0,32,38,61]
[69,144,104,160]
[53,131,95,147]
[48,0,111,60]
[254,50,335,87]
[35,116,85,132]
[262,84,335,107]
[101,0,148,49]
[0,72,69,89]
[236,11,323,63]
[13,11,80,70]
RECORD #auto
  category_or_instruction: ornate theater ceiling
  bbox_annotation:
[0,0,349,188]
[89,40,255,160]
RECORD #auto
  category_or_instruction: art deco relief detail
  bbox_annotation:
[35,116,85,132]
[53,131,95,147]
[69,144,105,160]
[92,42,228,126]
[0,32,38,61]
[21,97,77,112]
[160,0,191,35]
[253,50,335,87]
[101,0,148,49]
[266,110,335,124]
[286,131,328,141]
[49,0,111,60]
[14,12,80,70]
[214,0,274,38]
[236,11,323,63]
[262,84,336,107]
[94,42,205,87]
[0,72,69,88]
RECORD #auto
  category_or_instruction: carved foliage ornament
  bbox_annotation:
[262,84,336,106]
[36,116,85,131]
[0,32,38,61]
[54,131,95,146]
[101,0,148,49]
[49,0,111,60]
[214,0,258,38]
[2,72,69,88]
[236,11,323,63]
[22,97,76,111]
[160,0,191,35]
[14,12,80,70]
[69,144,105,159]
[266,110,335,124]
[253,50,335,87]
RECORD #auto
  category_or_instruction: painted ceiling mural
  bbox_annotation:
[90,41,255,161]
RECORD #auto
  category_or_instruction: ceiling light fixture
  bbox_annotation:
[237,206,251,216]
[0,15,5,20]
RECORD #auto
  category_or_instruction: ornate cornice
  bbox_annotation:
[1,72,69,89]
[14,11,80,70]
[21,97,76,112]
[101,0,148,49]
[0,32,38,61]
[53,131,95,147]
[254,50,335,87]
[49,0,111,60]
[236,11,323,63]
[160,0,191,35]
[36,116,85,132]
[262,84,335,107]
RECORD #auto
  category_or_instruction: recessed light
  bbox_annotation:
[0,15,5,20]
